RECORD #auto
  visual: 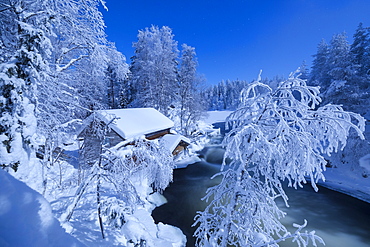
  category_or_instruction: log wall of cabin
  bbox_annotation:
[146,128,171,140]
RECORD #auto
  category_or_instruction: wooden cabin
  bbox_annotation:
[78,108,190,158]
[92,108,174,146]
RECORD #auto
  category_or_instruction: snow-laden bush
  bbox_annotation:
[62,119,174,241]
[194,71,365,247]
[99,137,174,228]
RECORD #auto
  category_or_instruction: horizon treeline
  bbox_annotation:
[202,22,370,112]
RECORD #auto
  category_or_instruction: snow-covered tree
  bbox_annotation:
[32,0,113,140]
[351,22,370,79]
[202,79,249,111]
[310,33,356,104]
[308,24,370,182]
[0,0,53,171]
[0,1,18,62]
[130,25,179,116]
[328,32,354,82]
[310,39,330,88]
[194,72,365,247]
[173,44,205,135]
[119,76,136,109]
[350,22,370,95]
[298,60,309,80]
[106,45,128,109]
[29,0,128,194]
[39,0,115,122]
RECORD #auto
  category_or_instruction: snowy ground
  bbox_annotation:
[0,110,226,247]
[0,169,85,247]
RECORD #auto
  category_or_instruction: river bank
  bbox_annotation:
[201,111,370,204]
[319,165,370,203]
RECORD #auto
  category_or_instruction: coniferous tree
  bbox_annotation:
[202,79,249,111]
[0,0,53,171]
[310,39,331,88]
[322,33,358,107]
[299,60,309,80]
[351,22,370,85]
[328,32,354,82]
[106,46,128,109]
[309,24,370,179]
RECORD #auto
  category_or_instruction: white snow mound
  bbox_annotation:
[0,169,84,247]
[359,154,370,172]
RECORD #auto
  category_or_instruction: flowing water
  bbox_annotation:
[152,146,370,247]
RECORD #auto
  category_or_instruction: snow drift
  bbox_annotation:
[0,169,84,247]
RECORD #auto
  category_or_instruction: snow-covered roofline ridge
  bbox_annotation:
[96,108,174,140]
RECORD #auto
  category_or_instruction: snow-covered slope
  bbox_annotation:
[0,169,84,247]
[320,165,370,203]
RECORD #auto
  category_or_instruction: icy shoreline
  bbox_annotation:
[319,167,370,203]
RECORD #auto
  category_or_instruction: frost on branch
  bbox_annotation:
[193,72,365,247]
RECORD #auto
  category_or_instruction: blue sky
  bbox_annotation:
[101,0,370,84]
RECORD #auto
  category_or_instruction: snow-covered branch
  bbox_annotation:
[56,54,89,72]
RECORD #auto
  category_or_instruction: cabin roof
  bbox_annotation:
[162,134,191,153]
[96,108,174,140]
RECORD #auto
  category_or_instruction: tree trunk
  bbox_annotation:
[97,176,105,239]
[62,172,96,222]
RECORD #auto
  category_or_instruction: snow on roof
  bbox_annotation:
[96,108,174,140]
[162,134,191,153]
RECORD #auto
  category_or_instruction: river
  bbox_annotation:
[152,146,370,247]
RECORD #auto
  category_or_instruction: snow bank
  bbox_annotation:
[320,120,370,203]
[359,153,370,173]
[121,208,186,247]
[0,169,84,247]
[175,155,201,169]
[319,165,370,203]
[202,110,233,125]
